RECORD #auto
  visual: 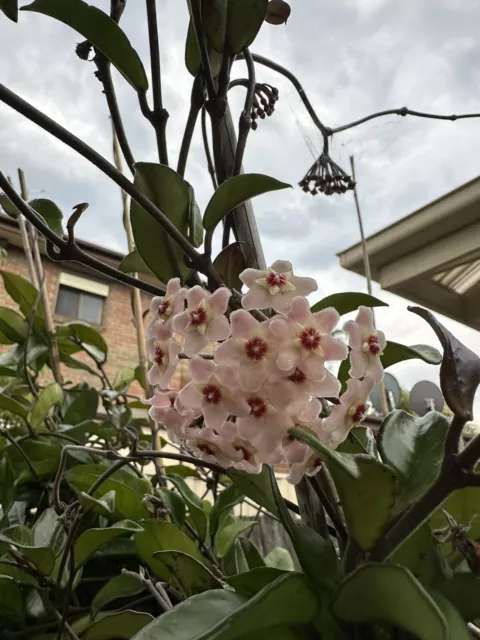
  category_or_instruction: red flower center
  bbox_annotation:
[197,443,216,455]
[154,347,165,365]
[247,396,267,419]
[235,445,252,461]
[299,327,321,351]
[189,306,207,327]
[288,368,306,384]
[202,384,222,405]
[265,271,287,288]
[157,299,171,319]
[352,403,366,423]
[367,335,381,355]
[245,337,268,361]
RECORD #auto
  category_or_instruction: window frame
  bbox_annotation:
[55,273,109,325]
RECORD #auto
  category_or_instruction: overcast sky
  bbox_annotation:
[1,0,480,415]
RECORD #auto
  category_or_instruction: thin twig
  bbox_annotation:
[201,106,217,189]
[232,49,255,177]
[177,74,205,178]
[0,429,41,483]
[146,0,169,164]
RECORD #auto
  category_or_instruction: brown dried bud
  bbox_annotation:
[75,40,92,61]
[265,0,291,25]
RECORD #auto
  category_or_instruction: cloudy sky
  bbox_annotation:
[1,0,480,414]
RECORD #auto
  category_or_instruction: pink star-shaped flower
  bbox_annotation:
[343,306,386,383]
[146,337,181,387]
[322,377,375,446]
[286,419,330,485]
[172,286,231,357]
[240,260,317,312]
[147,278,186,341]
[185,426,243,468]
[217,421,268,474]
[144,389,197,443]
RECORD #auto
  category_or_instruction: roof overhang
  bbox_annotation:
[337,176,480,330]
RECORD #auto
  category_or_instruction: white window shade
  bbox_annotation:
[59,272,109,298]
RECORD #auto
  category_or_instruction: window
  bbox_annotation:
[55,285,105,324]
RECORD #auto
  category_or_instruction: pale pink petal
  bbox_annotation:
[150,296,164,314]
[342,378,362,405]
[349,349,367,379]
[172,311,189,334]
[271,260,293,273]
[360,377,375,398]
[223,395,251,417]
[206,314,231,342]
[189,356,215,382]
[287,462,308,485]
[377,330,387,351]
[288,296,311,324]
[152,322,173,342]
[240,267,266,288]
[313,307,340,333]
[289,275,318,297]
[267,381,294,410]
[184,331,208,357]
[203,404,229,430]
[240,361,268,392]
[167,338,182,360]
[148,364,165,386]
[147,393,172,409]
[242,287,272,311]
[356,306,374,331]
[270,291,297,313]
[288,389,310,416]
[268,316,292,342]
[343,320,362,348]
[154,361,177,388]
[283,437,307,463]
[301,354,327,381]
[230,309,259,338]
[186,285,206,308]
[311,369,341,397]
[166,278,181,296]
[214,339,243,365]
[210,287,231,314]
[145,336,156,359]
[321,336,348,362]
[178,382,204,409]
[215,365,240,389]
[298,397,321,423]
[276,346,300,371]
[366,357,384,384]
[330,423,352,447]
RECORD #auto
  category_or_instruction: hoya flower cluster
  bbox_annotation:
[144,261,386,484]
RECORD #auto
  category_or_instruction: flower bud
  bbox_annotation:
[265,0,291,25]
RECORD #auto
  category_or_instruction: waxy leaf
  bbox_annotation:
[118,250,153,276]
[289,426,360,479]
[29,198,63,237]
[74,520,143,569]
[153,550,222,597]
[213,242,246,291]
[84,610,153,640]
[185,18,222,78]
[92,574,144,614]
[310,291,387,315]
[215,520,256,558]
[228,465,279,516]
[29,382,63,430]
[0,307,28,343]
[0,270,44,320]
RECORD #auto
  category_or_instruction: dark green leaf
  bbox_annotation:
[29,382,63,430]
[210,484,244,538]
[168,474,209,539]
[22,0,148,90]
[378,410,450,517]
[337,426,377,457]
[0,577,22,619]
[59,352,101,377]
[0,562,38,587]
[185,18,222,77]
[6,439,61,482]
[187,183,204,248]
[392,525,444,586]
[74,520,143,569]
[112,367,135,391]
[0,193,19,217]
[201,0,226,52]
[269,467,340,590]
[332,563,448,640]
[165,465,201,479]
[134,572,319,640]
[0,270,44,319]
[0,392,27,418]
[61,419,116,444]
[227,0,268,53]
[228,466,279,516]
[55,322,108,356]
[427,588,470,640]
[431,487,480,541]
[134,520,206,581]
[130,163,191,283]
[78,490,116,517]
[265,548,295,571]
[0,307,28,343]
[0,0,17,23]
[64,388,98,425]
[213,242,246,291]
[383,341,442,368]
[410,306,480,421]
[215,521,256,558]
[310,292,388,315]
[153,550,223,597]
[157,487,186,527]
[228,567,287,597]
[84,610,154,640]
[92,574,144,614]
[0,527,55,575]
[434,573,480,621]
[28,198,63,237]
[236,537,265,571]
[203,174,291,230]
[0,455,15,514]
[118,250,153,276]
[289,426,360,479]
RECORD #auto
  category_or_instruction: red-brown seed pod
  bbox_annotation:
[265,0,291,25]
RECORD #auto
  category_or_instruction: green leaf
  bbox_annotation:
[153,550,223,597]
[265,548,295,571]
[210,484,244,538]
[215,521,256,558]
[332,563,448,640]
[74,520,143,569]
[288,426,360,479]
[131,163,191,284]
[134,572,319,640]
[0,392,27,418]
[430,486,480,541]
[0,527,55,575]
[434,573,480,621]
[84,610,154,640]
[165,465,201,479]
[0,307,28,343]
[78,490,116,517]
[328,455,397,551]
[310,292,388,315]
[92,574,144,615]
[168,474,209,540]
[235,537,265,571]
[0,562,38,587]
[227,466,279,516]
[156,488,186,528]
[427,589,471,640]
[227,0,268,53]
[0,270,44,319]
[185,18,222,78]
[134,520,206,581]
[203,174,291,230]
[228,567,287,597]
[112,367,135,391]
[0,455,15,514]
[118,250,153,276]
[64,388,98,425]
[392,524,444,586]
[0,0,17,22]
[213,242,246,291]
[0,577,22,619]
[29,382,63,431]
[28,198,63,237]
[269,467,340,590]
[378,410,450,517]
[337,426,377,457]
[55,322,108,356]
[187,183,204,248]
[201,0,226,52]
[22,0,148,90]
[6,439,61,482]
[383,341,442,368]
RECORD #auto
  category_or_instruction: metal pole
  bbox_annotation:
[18,169,63,384]
[6,176,38,288]
[349,156,388,416]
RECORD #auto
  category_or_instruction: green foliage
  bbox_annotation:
[28,198,64,236]
[0,0,17,22]
[213,242,246,291]
[185,18,222,78]
[310,291,387,315]
[118,250,153,276]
